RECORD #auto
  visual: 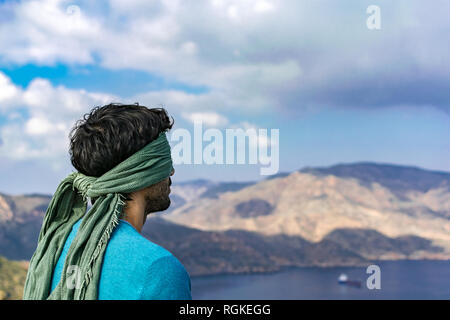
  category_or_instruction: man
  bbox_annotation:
[23,103,192,300]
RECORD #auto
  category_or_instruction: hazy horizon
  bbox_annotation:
[2,160,450,196]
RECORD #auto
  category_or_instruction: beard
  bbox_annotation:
[143,177,172,215]
[141,177,172,220]
[144,194,171,215]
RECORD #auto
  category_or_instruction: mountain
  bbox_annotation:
[300,162,450,200]
[163,162,450,258]
[143,216,442,275]
[0,193,50,260]
[3,162,450,299]
[1,162,449,275]
[142,216,368,276]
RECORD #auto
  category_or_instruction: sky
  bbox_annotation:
[0,0,449,194]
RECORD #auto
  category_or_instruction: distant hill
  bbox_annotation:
[143,216,367,276]
[0,193,49,260]
[163,162,450,259]
[300,162,450,199]
[3,162,450,299]
[1,162,449,277]
[143,217,444,276]
[0,256,28,300]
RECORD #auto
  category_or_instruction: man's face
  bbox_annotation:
[143,168,174,215]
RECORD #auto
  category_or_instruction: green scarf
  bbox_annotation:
[23,131,173,300]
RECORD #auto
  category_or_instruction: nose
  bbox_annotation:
[170,168,175,176]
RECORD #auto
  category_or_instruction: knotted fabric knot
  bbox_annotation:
[73,173,97,201]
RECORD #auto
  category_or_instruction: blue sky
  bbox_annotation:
[0,63,210,96]
[0,0,449,194]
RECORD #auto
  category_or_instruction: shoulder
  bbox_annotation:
[140,254,192,300]
[111,220,191,287]
[107,220,174,261]
[99,220,191,299]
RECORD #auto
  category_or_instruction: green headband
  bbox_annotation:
[23,131,173,300]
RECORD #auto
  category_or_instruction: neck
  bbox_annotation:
[122,197,147,233]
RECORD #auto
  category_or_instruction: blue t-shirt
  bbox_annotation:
[50,218,192,300]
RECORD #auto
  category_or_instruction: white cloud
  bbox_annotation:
[0,72,245,164]
[210,0,276,19]
[180,41,198,55]
[227,5,239,19]
[0,0,102,65]
[22,78,104,114]
[0,72,117,161]
[253,1,275,13]
[24,116,68,136]
[0,73,20,107]
[0,0,449,144]
[230,121,278,150]
[25,117,54,136]
[0,0,303,115]
[181,111,228,127]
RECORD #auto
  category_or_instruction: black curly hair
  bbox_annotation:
[69,102,173,203]
[69,103,174,204]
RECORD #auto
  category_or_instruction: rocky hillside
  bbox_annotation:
[163,162,450,258]
[143,217,443,276]
[0,193,50,260]
[1,162,449,274]
[301,162,450,199]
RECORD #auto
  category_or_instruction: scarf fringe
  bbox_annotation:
[80,194,126,291]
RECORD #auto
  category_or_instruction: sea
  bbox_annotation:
[190,260,450,300]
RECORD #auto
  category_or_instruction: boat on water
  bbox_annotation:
[338,273,362,288]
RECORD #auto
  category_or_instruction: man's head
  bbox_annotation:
[69,103,174,213]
